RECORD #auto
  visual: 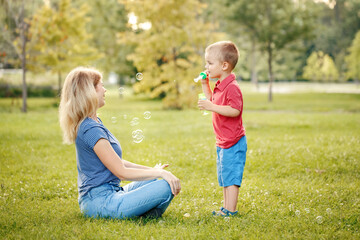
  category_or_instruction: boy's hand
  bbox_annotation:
[200,71,209,84]
[198,99,213,111]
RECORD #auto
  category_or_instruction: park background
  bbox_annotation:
[1,0,359,239]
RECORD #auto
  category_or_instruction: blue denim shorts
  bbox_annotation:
[216,135,247,187]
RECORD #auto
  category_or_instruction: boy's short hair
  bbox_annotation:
[206,41,239,70]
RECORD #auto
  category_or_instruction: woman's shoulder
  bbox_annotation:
[79,117,105,134]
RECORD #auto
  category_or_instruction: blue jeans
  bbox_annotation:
[79,179,174,219]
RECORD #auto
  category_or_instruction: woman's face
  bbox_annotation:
[95,80,106,108]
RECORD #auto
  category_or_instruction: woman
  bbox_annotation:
[59,67,181,219]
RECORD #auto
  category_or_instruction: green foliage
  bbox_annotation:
[303,51,340,82]
[0,84,57,98]
[225,0,316,101]
[226,0,315,51]
[0,89,359,239]
[119,0,219,109]
[27,0,100,75]
[77,0,134,77]
[345,30,360,81]
[311,0,360,76]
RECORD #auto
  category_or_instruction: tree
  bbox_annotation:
[0,0,41,112]
[225,0,315,101]
[118,0,219,109]
[345,30,360,84]
[77,0,134,80]
[310,0,360,80]
[303,51,339,82]
[28,0,99,94]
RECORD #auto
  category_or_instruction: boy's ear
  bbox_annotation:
[222,61,230,71]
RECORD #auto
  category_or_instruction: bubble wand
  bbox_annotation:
[198,93,209,115]
[194,72,207,82]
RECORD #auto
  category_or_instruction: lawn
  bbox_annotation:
[0,87,359,239]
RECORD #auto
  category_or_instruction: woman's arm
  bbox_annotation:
[93,139,181,195]
[123,160,169,170]
[122,160,151,169]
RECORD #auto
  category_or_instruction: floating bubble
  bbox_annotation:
[132,129,144,143]
[130,117,140,126]
[144,111,151,119]
[118,87,125,95]
[289,204,294,211]
[123,114,128,120]
[183,213,190,218]
[326,208,332,214]
[111,117,117,123]
[316,216,323,224]
[295,210,301,216]
[305,208,310,214]
[136,72,143,81]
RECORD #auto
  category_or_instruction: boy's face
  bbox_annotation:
[205,50,224,79]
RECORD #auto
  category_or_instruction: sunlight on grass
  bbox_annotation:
[0,88,359,239]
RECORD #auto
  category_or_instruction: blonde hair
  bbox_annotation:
[59,67,102,144]
[206,41,239,70]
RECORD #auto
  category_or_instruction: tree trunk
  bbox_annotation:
[250,39,258,90]
[58,71,62,96]
[267,44,273,102]
[20,1,27,113]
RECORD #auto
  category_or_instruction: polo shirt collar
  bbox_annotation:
[214,73,236,91]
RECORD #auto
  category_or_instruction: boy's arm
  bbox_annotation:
[201,77,212,100]
[198,100,240,117]
[210,104,240,117]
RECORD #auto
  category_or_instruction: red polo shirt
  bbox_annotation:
[211,73,245,149]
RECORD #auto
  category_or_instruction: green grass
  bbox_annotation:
[0,88,359,239]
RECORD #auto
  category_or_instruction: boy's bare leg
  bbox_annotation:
[223,187,227,210]
[223,185,239,212]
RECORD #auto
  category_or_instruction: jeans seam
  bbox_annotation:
[120,196,169,213]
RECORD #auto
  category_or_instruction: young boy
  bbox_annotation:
[198,41,247,217]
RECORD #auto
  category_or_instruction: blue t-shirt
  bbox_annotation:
[75,117,122,198]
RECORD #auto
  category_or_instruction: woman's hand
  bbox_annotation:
[160,170,181,196]
[154,163,169,169]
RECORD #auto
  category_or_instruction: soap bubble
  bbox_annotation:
[305,208,310,214]
[144,111,151,119]
[316,216,323,224]
[123,114,128,120]
[111,117,117,123]
[118,87,125,95]
[326,208,332,214]
[130,117,139,126]
[132,129,144,143]
[295,210,301,216]
[136,72,143,81]
[289,204,294,211]
[183,213,190,218]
